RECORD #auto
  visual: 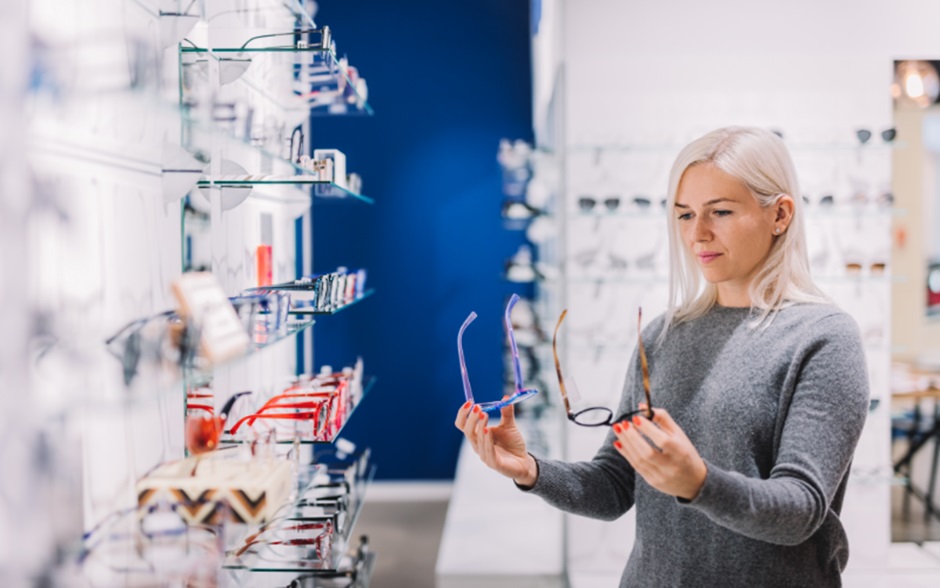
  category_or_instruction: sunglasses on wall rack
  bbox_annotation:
[458,294,539,412]
[551,307,653,426]
[856,127,897,144]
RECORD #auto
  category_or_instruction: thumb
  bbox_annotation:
[499,395,516,426]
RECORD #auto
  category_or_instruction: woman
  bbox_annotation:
[455,127,870,587]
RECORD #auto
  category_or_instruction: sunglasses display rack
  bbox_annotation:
[8,0,382,586]
[175,2,380,586]
[72,449,377,587]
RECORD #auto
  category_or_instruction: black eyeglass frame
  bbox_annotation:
[551,308,654,428]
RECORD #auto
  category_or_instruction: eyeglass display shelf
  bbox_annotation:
[74,461,375,584]
[195,176,373,204]
[180,44,372,117]
[233,549,376,587]
[287,289,376,316]
[186,317,316,373]
[223,463,377,573]
[179,110,373,206]
[219,376,376,446]
[105,308,315,391]
[183,317,317,389]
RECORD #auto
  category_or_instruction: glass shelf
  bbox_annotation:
[219,377,376,446]
[184,316,315,372]
[104,303,316,391]
[180,42,372,117]
[288,289,376,316]
[195,177,373,204]
[223,462,377,573]
[180,109,373,206]
[76,458,374,584]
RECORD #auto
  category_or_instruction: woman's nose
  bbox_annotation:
[692,217,712,242]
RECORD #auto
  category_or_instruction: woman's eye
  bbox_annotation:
[713,210,732,217]
[677,212,693,221]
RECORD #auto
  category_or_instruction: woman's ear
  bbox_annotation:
[775,194,795,226]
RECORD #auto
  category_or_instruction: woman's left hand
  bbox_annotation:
[612,405,708,501]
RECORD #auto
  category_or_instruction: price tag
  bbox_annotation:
[172,272,249,364]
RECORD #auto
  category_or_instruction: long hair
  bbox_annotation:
[660,126,829,339]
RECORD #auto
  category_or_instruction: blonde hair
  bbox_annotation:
[661,126,829,338]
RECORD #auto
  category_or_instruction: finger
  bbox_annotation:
[499,395,516,427]
[476,411,491,453]
[629,413,669,451]
[464,405,483,447]
[454,400,473,430]
[613,426,647,474]
[621,421,660,464]
[650,407,680,434]
[481,424,497,468]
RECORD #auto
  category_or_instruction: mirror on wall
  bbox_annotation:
[889,58,940,543]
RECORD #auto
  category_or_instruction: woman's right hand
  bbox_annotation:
[455,399,538,487]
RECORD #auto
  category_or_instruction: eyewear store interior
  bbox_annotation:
[5,0,940,587]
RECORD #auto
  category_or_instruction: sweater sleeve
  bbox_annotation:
[680,312,870,545]
[518,351,640,522]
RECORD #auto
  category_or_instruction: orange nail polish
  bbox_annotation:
[483,427,489,434]
[614,440,622,449]
[473,405,480,414]
[463,400,471,408]
[623,420,630,430]
[632,415,641,426]
[613,423,622,433]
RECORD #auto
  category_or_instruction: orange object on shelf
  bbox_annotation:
[257,244,273,287]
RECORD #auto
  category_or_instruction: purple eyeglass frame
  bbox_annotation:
[457,293,539,412]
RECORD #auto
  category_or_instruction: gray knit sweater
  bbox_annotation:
[524,303,870,587]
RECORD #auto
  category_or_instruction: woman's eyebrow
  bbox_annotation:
[674,197,737,209]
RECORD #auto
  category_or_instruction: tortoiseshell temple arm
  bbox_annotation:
[637,308,653,419]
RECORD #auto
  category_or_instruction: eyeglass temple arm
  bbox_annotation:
[552,309,572,414]
[239,27,330,51]
[219,391,251,422]
[505,294,524,392]
[458,312,476,403]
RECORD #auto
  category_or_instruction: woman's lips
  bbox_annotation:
[698,252,722,264]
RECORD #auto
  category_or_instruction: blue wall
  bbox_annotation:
[309,1,533,479]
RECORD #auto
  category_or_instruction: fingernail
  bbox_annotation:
[614,440,622,449]
[613,423,622,433]
[632,416,641,426]
[473,405,480,414]
[623,420,630,430]
[483,427,489,434]
[463,401,471,408]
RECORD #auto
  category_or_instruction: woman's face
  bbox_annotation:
[674,164,782,307]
